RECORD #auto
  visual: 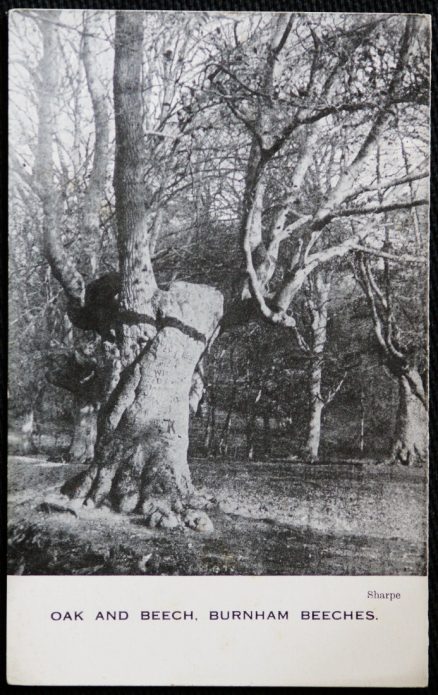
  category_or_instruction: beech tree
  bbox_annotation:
[303,270,333,461]
[353,230,427,465]
[51,13,223,531]
[212,13,429,465]
[9,10,113,462]
[359,139,427,465]
[9,11,429,531]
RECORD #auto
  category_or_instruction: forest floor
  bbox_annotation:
[7,455,427,576]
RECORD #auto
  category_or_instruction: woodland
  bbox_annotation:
[8,10,429,575]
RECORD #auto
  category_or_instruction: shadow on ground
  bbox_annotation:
[7,456,427,576]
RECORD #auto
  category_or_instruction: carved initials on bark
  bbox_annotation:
[164,419,176,434]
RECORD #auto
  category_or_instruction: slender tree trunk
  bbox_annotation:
[263,414,271,457]
[359,387,365,455]
[21,410,35,455]
[305,363,324,462]
[303,272,330,462]
[81,12,109,248]
[34,12,85,308]
[35,15,105,465]
[218,414,232,456]
[203,402,216,455]
[218,386,236,456]
[391,369,427,466]
[246,412,256,461]
[69,399,98,464]
[189,363,205,415]
[60,311,100,465]
[220,412,233,456]
[203,373,218,456]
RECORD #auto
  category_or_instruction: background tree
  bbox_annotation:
[9,11,114,462]
[354,233,427,464]
[211,13,428,466]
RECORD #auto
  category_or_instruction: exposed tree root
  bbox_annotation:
[390,441,426,467]
[59,470,217,531]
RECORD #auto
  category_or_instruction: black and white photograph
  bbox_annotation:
[8,9,430,577]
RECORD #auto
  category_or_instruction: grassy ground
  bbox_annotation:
[8,456,427,576]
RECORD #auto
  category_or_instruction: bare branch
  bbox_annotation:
[325,370,348,405]
[345,168,429,202]
[242,221,298,329]
[351,244,426,265]
[333,198,428,221]
[312,16,425,229]
[274,228,369,311]
[358,255,388,353]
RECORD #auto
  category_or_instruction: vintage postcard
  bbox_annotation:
[7,9,430,686]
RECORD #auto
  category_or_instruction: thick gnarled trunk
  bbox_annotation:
[62,282,223,528]
[391,370,427,466]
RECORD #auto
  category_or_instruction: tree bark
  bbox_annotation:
[20,410,35,455]
[391,370,427,466]
[218,385,236,456]
[80,11,110,277]
[204,402,216,455]
[303,272,330,462]
[359,387,365,455]
[263,414,271,457]
[34,13,85,309]
[58,15,225,531]
[62,282,223,525]
[69,398,98,465]
[357,249,427,467]
[46,345,102,463]
[245,413,256,461]
[305,379,324,462]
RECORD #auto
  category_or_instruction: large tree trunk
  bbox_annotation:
[62,282,223,529]
[58,14,225,530]
[391,369,427,466]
